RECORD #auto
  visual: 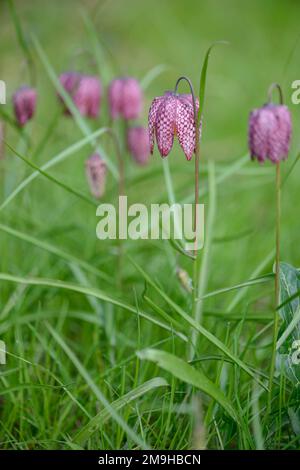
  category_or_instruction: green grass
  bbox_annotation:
[1,0,300,450]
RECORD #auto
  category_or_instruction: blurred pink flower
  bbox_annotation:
[127,127,150,165]
[59,72,101,118]
[85,153,107,199]
[108,77,143,120]
[249,104,292,163]
[148,91,199,160]
[73,75,102,119]
[13,86,37,127]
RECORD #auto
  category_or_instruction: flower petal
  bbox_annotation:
[176,97,196,160]
[155,95,176,157]
[148,96,164,154]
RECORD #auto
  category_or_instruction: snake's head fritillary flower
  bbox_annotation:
[58,71,82,115]
[249,104,292,163]
[127,127,150,165]
[13,86,37,127]
[148,91,199,161]
[73,75,102,119]
[59,73,101,118]
[85,153,107,199]
[108,77,143,120]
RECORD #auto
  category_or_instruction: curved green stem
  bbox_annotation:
[267,83,284,105]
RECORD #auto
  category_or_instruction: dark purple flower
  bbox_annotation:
[127,127,150,165]
[108,77,143,120]
[13,86,37,127]
[249,104,292,163]
[58,72,81,115]
[148,91,199,161]
[85,153,107,198]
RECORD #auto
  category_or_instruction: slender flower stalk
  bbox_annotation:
[248,82,292,411]
[174,76,201,255]
[267,84,285,412]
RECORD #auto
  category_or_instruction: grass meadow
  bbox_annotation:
[0,0,300,450]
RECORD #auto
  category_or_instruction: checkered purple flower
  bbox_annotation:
[13,86,37,127]
[249,104,291,163]
[108,77,143,120]
[127,127,150,165]
[148,91,199,161]
[59,72,101,118]
[73,75,102,119]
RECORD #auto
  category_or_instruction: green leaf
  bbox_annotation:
[74,378,168,446]
[198,41,229,121]
[137,348,240,424]
[276,262,300,384]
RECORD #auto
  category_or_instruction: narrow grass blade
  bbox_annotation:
[0,223,110,282]
[281,151,300,188]
[140,64,169,90]
[137,349,240,424]
[251,381,265,450]
[200,274,273,300]
[4,142,97,207]
[0,127,107,211]
[6,0,35,84]
[74,378,168,446]
[226,250,275,312]
[198,41,229,119]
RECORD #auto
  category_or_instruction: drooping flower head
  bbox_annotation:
[73,75,102,119]
[59,72,102,118]
[85,153,107,199]
[249,103,292,164]
[108,77,143,120]
[58,72,81,115]
[13,86,37,127]
[148,91,199,161]
[127,126,150,165]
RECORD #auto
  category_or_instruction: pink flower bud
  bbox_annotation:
[249,104,292,163]
[73,75,102,119]
[85,153,107,198]
[13,86,37,127]
[148,91,199,160]
[108,77,143,120]
[127,127,150,165]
